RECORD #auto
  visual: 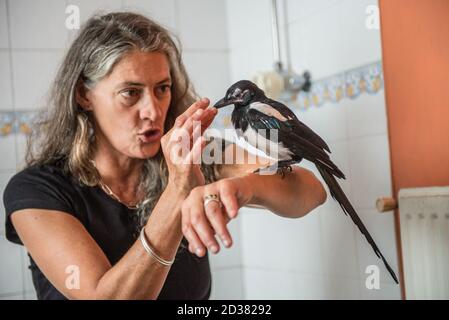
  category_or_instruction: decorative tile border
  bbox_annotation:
[0,111,35,137]
[295,60,384,110]
[1,61,384,136]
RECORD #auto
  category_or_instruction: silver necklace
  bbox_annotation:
[91,159,143,210]
[97,179,141,210]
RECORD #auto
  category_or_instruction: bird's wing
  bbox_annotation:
[246,105,344,178]
[261,99,330,153]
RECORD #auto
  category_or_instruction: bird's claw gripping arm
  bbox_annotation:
[253,161,296,179]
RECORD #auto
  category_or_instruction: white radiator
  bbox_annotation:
[399,186,449,300]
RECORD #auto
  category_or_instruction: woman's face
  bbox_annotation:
[85,50,172,159]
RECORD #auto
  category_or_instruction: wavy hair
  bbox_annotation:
[25,12,217,233]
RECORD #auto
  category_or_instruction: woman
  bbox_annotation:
[3,12,327,300]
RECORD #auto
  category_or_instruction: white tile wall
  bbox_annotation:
[21,249,35,294]
[243,268,301,299]
[226,0,272,51]
[285,21,306,74]
[208,218,242,270]
[9,0,68,49]
[320,275,361,299]
[0,293,23,300]
[0,172,14,235]
[183,51,230,103]
[319,207,359,279]
[122,0,176,30]
[14,133,28,171]
[338,0,383,67]
[286,0,343,25]
[0,136,16,171]
[301,101,348,144]
[289,4,343,79]
[360,281,400,300]
[345,89,388,138]
[240,209,324,275]
[0,0,9,48]
[348,134,392,209]
[68,0,123,24]
[0,51,13,111]
[288,0,382,79]
[0,236,24,295]
[210,267,244,299]
[24,291,37,300]
[177,0,228,51]
[11,50,64,110]
[229,39,274,83]
[66,0,124,44]
[244,269,362,299]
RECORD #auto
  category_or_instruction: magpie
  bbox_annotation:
[214,80,399,284]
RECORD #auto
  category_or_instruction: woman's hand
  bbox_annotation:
[161,98,217,194]
[181,175,255,257]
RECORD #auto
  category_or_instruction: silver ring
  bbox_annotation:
[204,194,222,208]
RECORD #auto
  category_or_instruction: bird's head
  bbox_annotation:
[214,80,266,109]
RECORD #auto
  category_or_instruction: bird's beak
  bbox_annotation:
[213,97,243,109]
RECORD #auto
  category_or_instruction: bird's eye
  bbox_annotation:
[232,88,242,98]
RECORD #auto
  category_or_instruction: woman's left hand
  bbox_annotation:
[181,175,255,257]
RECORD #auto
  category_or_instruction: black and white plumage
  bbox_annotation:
[214,80,398,284]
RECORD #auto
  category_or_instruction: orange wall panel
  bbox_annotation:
[379,0,449,298]
[380,0,449,192]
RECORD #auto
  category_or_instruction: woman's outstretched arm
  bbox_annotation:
[216,142,327,218]
[180,142,327,256]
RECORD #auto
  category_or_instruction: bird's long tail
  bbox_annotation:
[316,163,399,284]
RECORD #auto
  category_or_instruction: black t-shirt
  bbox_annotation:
[3,160,211,300]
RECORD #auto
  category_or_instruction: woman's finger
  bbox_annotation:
[200,107,218,131]
[219,185,240,220]
[204,196,233,248]
[169,120,206,165]
[177,109,204,144]
[192,108,217,134]
[184,106,216,136]
[188,135,207,165]
[173,107,216,155]
[189,194,220,254]
[182,205,206,257]
[175,98,210,127]
[219,208,232,224]
[184,225,206,257]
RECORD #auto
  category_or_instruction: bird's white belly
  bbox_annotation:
[240,126,293,161]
